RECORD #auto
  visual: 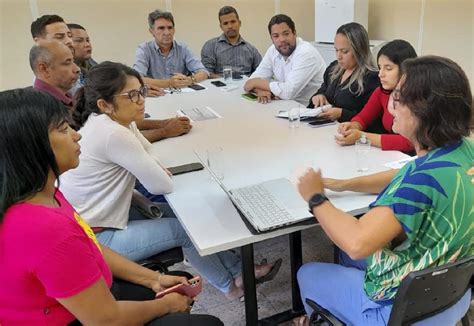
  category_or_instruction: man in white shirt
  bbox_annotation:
[244,14,326,105]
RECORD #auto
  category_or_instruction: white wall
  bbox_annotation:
[369,0,473,89]
[0,0,472,91]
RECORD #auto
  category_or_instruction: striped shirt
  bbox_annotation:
[201,34,262,75]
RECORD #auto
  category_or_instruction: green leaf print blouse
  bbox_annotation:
[364,137,474,303]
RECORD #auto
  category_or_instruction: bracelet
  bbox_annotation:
[190,74,196,84]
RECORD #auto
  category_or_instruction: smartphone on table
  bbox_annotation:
[167,162,204,175]
[307,118,336,128]
[188,84,206,91]
[241,92,258,101]
[155,276,202,299]
[211,80,226,87]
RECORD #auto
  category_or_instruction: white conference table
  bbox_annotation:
[144,79,409,324]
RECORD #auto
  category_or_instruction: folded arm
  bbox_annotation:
[37,231,189,324]
[244,48,273,93]
[58,277,190,325]
[101,245,187,292]
[136,117,192,142]
[105,129,173,194]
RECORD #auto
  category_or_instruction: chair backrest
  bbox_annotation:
[388,255,473,326]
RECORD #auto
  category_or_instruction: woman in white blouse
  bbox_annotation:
[60,61,280,299]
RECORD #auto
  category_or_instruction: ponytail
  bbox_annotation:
[71,61,144,129]
[72,86,100,129]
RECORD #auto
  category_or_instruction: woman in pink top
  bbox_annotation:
[0,89,222,325]
[336,40,417,153]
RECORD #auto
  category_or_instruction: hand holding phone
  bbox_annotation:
[156,276,202,299]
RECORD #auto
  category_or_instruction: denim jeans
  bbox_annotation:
[96,205,242,293]
[297,251,471,325]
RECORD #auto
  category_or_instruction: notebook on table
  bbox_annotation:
[276,104,332,120]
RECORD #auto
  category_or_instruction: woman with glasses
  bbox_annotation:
[60,61,280,300]
[307,23,380,127]
[295,56,473,325]
[0,88,223,325]
[335,40,417,152]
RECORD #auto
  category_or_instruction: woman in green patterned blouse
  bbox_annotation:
[295,55,473,326]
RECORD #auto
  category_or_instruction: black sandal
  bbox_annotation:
[256,258,282,285]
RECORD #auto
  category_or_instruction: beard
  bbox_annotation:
[276,42,296,57]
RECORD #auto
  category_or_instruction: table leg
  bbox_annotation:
[289,231,304,311]
[258,231,305,325]
[241,243,258,326]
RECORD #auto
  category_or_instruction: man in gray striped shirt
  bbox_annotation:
[201,6,262,78]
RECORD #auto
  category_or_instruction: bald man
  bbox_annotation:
[30,40,80,110]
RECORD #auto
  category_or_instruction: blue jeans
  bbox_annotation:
[96,206,242,293]
[297,251,471,325]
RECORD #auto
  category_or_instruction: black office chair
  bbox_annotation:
[306,256,473,326]
[139,247,184,273]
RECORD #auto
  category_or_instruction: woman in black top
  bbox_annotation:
[308,23,381,131]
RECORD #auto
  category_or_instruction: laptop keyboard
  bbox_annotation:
[232,184,293,229]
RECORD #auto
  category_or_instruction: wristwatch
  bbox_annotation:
[308,193,329,212]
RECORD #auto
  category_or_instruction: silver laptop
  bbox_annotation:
[195,152,312,233]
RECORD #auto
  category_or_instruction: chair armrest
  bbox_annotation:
[306,298,345,326]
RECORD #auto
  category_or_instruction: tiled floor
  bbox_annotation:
[171,226,473,325]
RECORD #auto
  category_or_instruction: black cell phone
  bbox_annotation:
[308,118,336,128]
[211,80,226,87]
[167,162,204,175]
[188,84,206,91]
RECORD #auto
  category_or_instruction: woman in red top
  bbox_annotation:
[0,89,222,326]
[336,40,417,153]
